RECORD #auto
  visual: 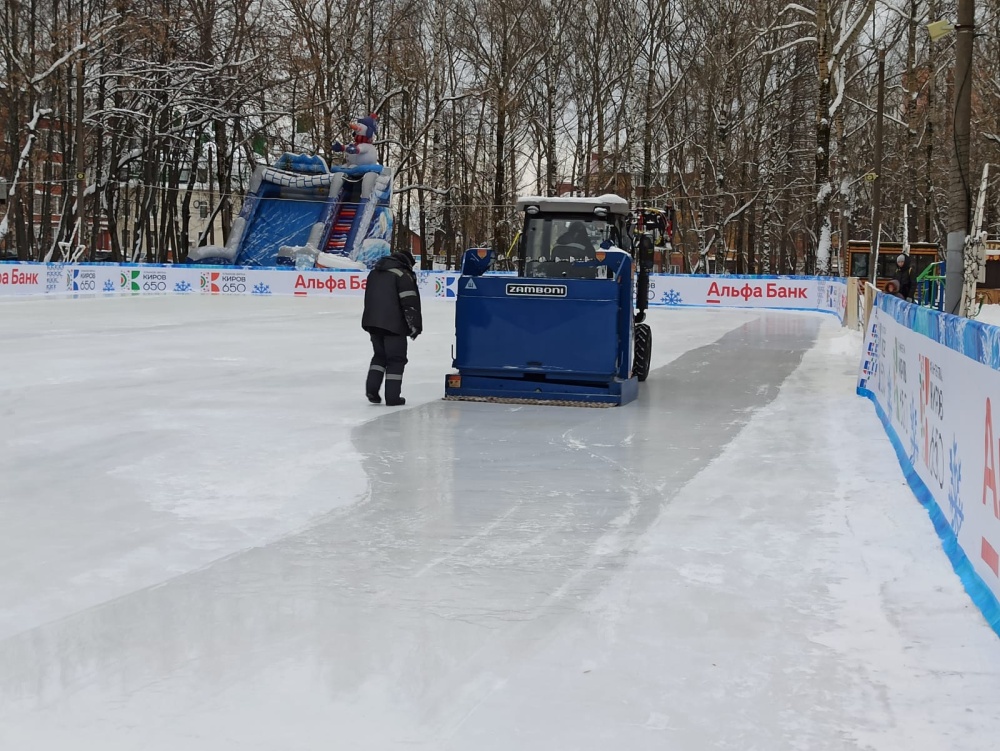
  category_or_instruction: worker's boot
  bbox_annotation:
[384,373,405,406]
[366,364,384,403]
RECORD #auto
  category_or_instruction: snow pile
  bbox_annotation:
[975,303,1000,327]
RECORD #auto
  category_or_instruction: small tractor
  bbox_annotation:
[444,194,653,407]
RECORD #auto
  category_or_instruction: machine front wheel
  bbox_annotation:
[633,323,652,382]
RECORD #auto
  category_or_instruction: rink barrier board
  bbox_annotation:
[858,292,1000,637]
[0,262,848,321]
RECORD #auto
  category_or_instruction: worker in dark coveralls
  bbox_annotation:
[893,254,916,301]
[362,250,422,406]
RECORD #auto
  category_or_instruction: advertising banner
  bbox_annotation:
[0,265,45,296]
[644,274,846,321]
[195,268,367,297]
[417,271,460,299]
[645,275,817,309]
[1,263,847,322]
[859,293,1000,635]
[818,278,849,321]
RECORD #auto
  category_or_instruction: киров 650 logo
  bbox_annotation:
[68,268,97,292]
[122,269,167,292]
[201,271,247,294]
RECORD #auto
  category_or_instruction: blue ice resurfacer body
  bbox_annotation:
[444,195,653,407]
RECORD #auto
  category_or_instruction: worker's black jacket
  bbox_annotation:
[362,253,423,336]
[895,258,916,300]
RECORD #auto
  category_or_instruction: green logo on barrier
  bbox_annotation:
[121,270,140,291]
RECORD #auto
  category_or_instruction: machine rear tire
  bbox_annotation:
[633,323,652,382]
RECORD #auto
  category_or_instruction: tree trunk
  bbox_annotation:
[213,118,233,243]
[641,34,656,205]
[493,89,507,252]
[904,0,918,245]
[944,0,974,313]
[91,61,107,260]
[836,104,848,274]
[546,67,557,196]
[813,0,831,275]
[925,0,938,242]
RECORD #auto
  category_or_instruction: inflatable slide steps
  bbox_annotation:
[326,205,357,251]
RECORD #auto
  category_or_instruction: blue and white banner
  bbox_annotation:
[859,292,1000,635]
[645,274,846,320]
[0,263,371,298]
[1,263,847,321]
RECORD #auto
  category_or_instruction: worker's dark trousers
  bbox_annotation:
[366,331,408,403]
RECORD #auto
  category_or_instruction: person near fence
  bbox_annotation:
[361,250,422,406]
[893,254,916,301]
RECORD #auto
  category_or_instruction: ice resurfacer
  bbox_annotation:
[444,195,653,407]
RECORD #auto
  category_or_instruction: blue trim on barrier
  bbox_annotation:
[4,264,848,320]
[2,261,849,283]
[857,386,1000,638]
[658,273,845,282]
[0,260,370,273]
[875,291,1000,371]
[647,302,842,316]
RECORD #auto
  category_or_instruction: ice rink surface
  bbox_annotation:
[1,295,998,749]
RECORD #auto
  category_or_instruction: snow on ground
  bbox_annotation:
[477,322,1000,750]
[976,303,1000,327]
[0,295,998,749]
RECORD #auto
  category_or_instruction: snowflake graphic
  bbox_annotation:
[102,279,115,292]
[252,283,271,295]
[174,280,192,293]
[660,289,683,305]
[948,438,964,536]
[908,403,919,465]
